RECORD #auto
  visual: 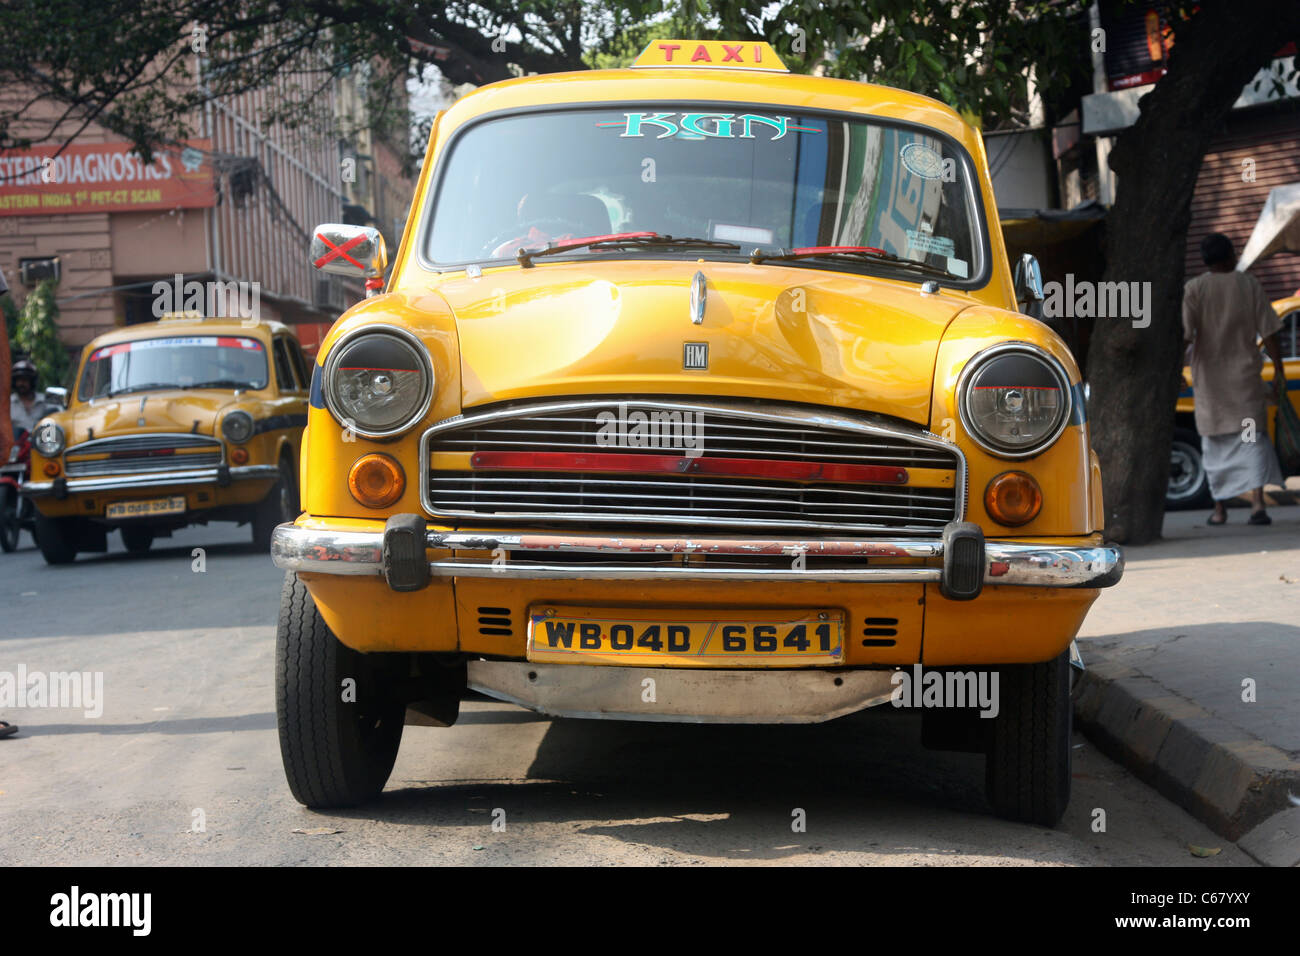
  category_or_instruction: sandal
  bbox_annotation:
[1248,511,1271,525]
[1207,512,1227,525]
[0,720,17,739]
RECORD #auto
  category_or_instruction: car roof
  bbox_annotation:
[85,317,295,348]
[439,67,980,154]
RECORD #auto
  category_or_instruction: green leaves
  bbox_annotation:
[14,281,69,391]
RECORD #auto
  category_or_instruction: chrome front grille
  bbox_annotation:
[64,433,223,477]
[423,399,964,534]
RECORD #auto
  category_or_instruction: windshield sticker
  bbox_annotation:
[905,230,956,257]
[947,257,969,278]
[597,113,823,141]
[90,336,262,360]
[900,143,948,181]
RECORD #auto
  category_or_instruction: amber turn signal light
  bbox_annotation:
[230,447,249,465]
[348,453,405,508]
[43,461,61,477]
[984,471,1042,527]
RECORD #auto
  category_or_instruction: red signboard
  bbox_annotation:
[0,139,215,216]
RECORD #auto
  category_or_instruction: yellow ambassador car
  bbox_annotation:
[24,316,307,563]
[273,41,1123,824]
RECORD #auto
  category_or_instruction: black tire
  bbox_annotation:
[252,457,297,551]
[119,524,154,554]
[0,486,18,552]
[1166,426,1212,510]
[275,572,405,808]
[985,650,1072,826]
[32,511,78,565]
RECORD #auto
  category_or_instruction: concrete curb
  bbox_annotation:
[1073,660,1300,855]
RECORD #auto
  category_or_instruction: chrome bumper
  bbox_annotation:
[468,661,898,723]
[21,464,280,499]
[271,522,1124,590]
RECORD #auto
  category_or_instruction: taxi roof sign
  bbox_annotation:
[632,40,788,72]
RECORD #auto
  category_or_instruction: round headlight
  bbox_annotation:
[221,410,254,444]
[957,343,1072,458]
[324,326,433,438]
[33,420,65,457]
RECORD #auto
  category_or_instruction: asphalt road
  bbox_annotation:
[0,522,1254,866]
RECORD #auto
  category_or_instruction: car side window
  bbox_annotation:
[1282,310,1300,360]
[286,337,311,391]
[272,338,297,392]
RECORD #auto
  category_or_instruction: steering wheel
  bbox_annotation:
[479,218,593,258]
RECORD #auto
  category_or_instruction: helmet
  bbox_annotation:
[11,359,37,382]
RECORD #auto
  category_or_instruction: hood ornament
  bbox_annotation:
[137,395,148,427]
[689,270,707,325]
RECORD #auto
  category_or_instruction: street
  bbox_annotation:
[0,523,1254,866]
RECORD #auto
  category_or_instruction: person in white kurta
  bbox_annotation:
[1182,233,1287,526]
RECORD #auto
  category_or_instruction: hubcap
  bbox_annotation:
[1168,441,1203,499]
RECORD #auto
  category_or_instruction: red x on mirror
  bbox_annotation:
[310,224,387,278]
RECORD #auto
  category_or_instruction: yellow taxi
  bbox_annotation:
[1167,295,1300,508]
[24,315,307,562]
[272,40,1123,824]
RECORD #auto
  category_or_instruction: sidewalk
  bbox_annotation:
[1073,500,1300,865]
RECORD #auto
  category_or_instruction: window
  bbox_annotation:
[286,337,312,391]
[425,106,985,284]
[272,338,296,392]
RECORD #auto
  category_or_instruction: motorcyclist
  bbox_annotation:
[10,358,49,438]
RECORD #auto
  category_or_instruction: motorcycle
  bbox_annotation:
[1,428,35,552]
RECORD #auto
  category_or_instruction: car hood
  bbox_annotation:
[433,259,971,426]
[62,390,242,446]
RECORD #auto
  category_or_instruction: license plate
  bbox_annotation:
[526,605,844,667]
[105,496,186,520]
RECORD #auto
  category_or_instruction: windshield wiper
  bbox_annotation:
[517,232,741,268]
[185,379,252,390]
[749,244,958,280]
[109,382,178,396]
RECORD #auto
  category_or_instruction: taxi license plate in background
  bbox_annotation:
[105,496,186,520]
[526,606,844,667]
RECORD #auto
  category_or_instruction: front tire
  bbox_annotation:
[985,650,1072,826]
[33,511,78,565]
[252,458,297,551]
[119,524,154,554]
[0,486,19,552]
[1166,426,1212,510]
[275,572,405,808]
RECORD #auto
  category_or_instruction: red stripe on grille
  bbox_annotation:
[468,451,908,485]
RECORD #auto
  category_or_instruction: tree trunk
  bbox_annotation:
[1086,0,1300,544]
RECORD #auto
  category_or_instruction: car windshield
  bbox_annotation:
[78,335,269,400]
[425,106,984,281]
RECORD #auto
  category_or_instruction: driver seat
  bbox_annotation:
[518,193,612,238]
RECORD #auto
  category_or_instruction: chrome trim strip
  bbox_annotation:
[426,530,942,558]
[467,661,899,724]
[419,398,967,535]
[270,523,1123,588]
[430,561,942,582]
[64,432,221,456]
[21,464,279,497]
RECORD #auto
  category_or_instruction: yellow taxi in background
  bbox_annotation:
[271,40,1122,825]
[23,315,307,562]
[1167,295,1300,508]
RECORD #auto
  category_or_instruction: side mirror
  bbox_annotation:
[309,224,387,279]
[1012,253,1045,319]
[45,386,68,409]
